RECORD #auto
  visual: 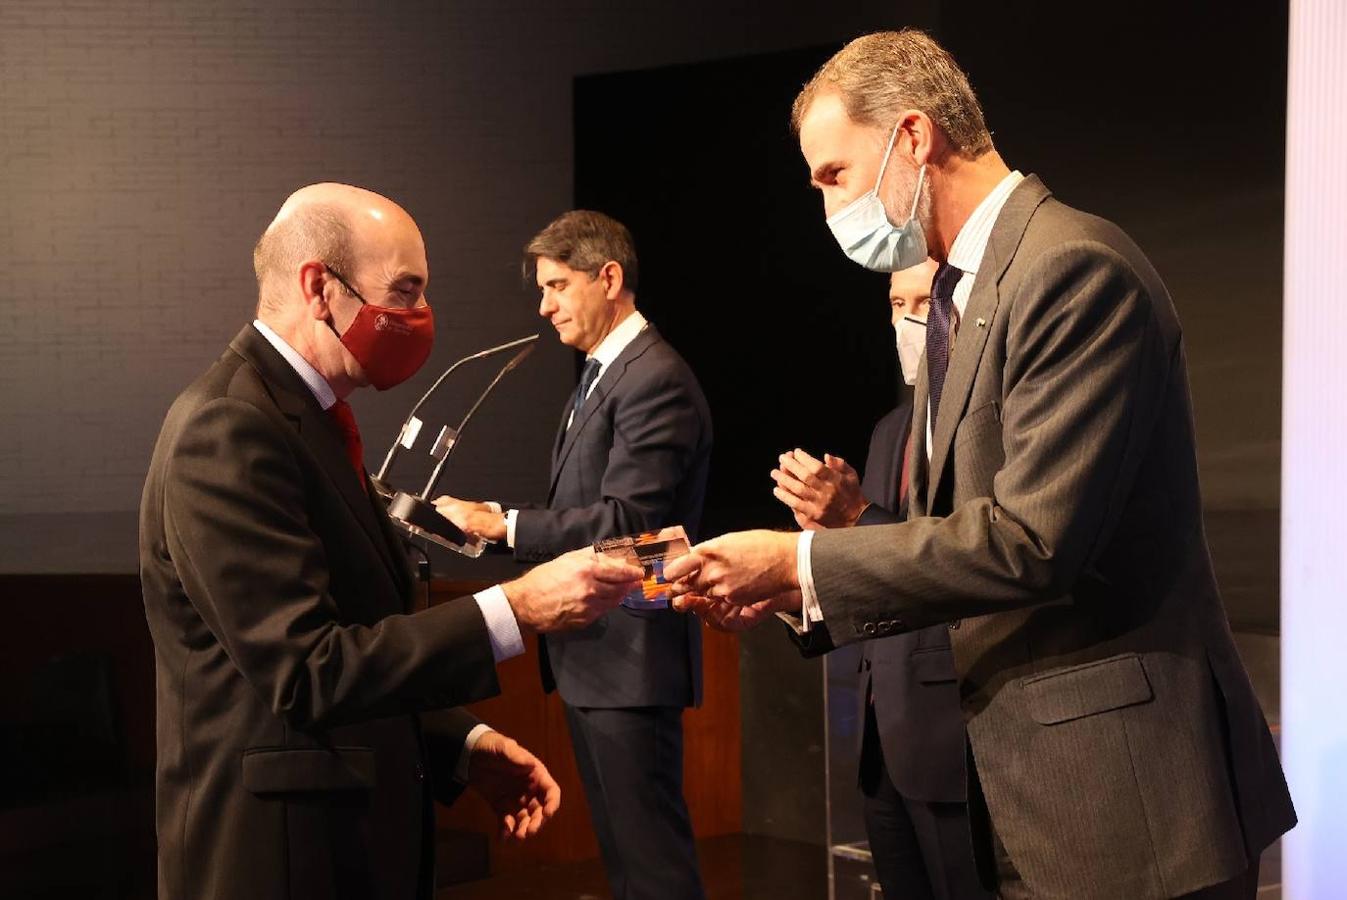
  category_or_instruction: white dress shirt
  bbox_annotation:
[499,310,649,548]
[252,320,515,775]
[796,171,1026,631]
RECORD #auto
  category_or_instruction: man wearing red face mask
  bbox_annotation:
[139,183,643,900]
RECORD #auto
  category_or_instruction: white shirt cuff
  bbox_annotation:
[797,530,823,632]
[473,585,525,663]
[482,501,516,548]
[454,723,494,783]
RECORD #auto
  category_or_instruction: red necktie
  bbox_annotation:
[327,399,366,488]
[898,427,915,508]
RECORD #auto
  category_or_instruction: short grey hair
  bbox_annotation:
[252,203,353,311]
[523,209,639,294]
[792,29,994,159]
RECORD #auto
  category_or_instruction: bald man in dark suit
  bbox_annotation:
[140,184,641,900]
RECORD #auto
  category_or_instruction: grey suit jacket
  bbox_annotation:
[800,177,1294,898]
[517,324,712,709]
[139,325,500,900]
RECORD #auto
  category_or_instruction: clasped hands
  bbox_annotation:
[665,448,864,632]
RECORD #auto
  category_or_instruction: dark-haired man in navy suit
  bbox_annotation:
[436,210,712,900]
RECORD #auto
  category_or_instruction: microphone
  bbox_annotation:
[374,334,539,557]
[372,333,539,493]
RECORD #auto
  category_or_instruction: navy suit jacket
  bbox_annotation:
[857,400,967,804]
[514,324,712,709]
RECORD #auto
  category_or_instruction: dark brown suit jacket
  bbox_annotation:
[797,177,1295,898]
[139,325,501,900]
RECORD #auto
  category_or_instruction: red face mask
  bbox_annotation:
[326,267,435,390]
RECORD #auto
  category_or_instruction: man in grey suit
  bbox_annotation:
[668,30,1294,900]
[436,210,712,899]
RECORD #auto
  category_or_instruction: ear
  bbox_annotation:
[897,109,936,168]
[599,261,625,301]
[299,260,331,320]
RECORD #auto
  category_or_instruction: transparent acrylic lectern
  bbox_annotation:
[824,642,884,899]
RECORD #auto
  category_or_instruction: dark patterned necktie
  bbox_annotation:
[327,399,366,488]
[568,358,602,429]
[925,262,965,430]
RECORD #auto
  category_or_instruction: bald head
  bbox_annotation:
[248,183,431,398]
[253,183,420,313]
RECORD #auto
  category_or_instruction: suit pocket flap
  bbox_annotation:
[909,647,958,684]
[1023,653,1153,725]
[242,746,376,794]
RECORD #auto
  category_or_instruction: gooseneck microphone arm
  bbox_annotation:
[420,339,537,498]
[374,333,539,484]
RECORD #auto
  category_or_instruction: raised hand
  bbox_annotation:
[771,449,866,530]
[467,730,561,840]
[502,547,642,633]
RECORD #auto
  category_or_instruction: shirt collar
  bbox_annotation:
[252,319,337,410]
[587,309,648,371]
[946,170,1025,275]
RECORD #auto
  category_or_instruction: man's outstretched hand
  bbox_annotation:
[502,546,643,633]
[663,530,800,608]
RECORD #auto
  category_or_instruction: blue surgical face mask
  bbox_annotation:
[826,124,928,272]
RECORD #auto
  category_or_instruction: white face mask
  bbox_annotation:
[895,314,926,385]
[825,124,928,273]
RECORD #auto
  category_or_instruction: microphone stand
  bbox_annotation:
[370,333,539,499]
[375,334,539,557]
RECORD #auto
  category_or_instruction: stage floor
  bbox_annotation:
[444,832,1283,899]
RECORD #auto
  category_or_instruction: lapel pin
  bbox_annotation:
[975,317,987,328]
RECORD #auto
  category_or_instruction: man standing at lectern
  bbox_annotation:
[140,184,644,900]
[435,210,712,899]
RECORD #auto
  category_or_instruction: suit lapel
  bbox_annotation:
[925,176,1052,502]
[866,404,910,513]
[925,269,1000,494]
[548,326,660,498]
[230,326,408,591]
[549,402,571,470]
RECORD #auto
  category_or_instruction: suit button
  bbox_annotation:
[948,620,961,630]
[414,763,425,782]
[863,622,877,635]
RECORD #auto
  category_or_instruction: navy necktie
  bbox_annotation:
[925,262,965,430]
[568,358,602,429]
